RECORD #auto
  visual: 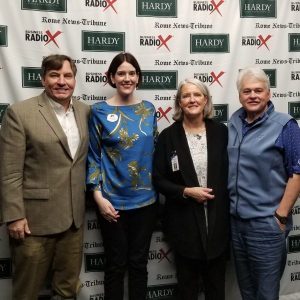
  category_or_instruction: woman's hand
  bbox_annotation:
[183,187,215,203]
[93,190,120,222]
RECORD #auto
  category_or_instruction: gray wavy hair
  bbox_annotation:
[173,78,213,121]
[236,66,270,92]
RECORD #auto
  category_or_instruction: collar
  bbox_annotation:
[239,101,274,126]
[47,95,73,113]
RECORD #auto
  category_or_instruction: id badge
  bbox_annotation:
[171,152,179,172]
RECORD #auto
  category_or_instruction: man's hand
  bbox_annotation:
[7,218,31,240]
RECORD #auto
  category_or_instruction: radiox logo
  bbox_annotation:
[194,71,225,87]
[137,0,177,17]
[21,0,67,12]
[25,29,62,47]
[86,71,108,85]
[240,0,276,18]
[291,2,300,11]
[242,34,272,50]
[140,35,173,51]
[85,0,119,13]
[193,0,225,16]
[156,107,172,123]
[291,71,300,80]
[148,248,172,263]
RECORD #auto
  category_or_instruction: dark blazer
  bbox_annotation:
[153,119,229,259]
[0,92,90,235]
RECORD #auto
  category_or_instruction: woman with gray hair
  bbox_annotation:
[153,78,229,300]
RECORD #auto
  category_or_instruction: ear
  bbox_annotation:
[41,77,45,87]
[110,74,115,85]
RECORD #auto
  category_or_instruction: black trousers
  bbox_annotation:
[99,202,158,300]
[174,251,226,300]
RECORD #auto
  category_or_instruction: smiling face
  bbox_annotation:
[111,61,139,98]
[239,76,270,122]
[42,60,76,105]
[179,83,208,121]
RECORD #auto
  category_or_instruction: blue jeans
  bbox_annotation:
[231,216,290,300]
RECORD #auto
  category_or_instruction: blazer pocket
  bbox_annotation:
[23,188,49,199]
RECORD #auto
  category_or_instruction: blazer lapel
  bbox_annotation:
[38,93,72,158]
[172,122,199,187]
[205,119,217,237]
[172,122,208,249]
[72,100,85,162]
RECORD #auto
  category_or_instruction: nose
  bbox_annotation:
[250,90,257,97]
[124,73,130,81]
[57,75,66,85]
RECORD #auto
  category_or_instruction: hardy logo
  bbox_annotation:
[263,69,276,87]
[0,104,9,125]
[87,219,101,230]
[137,0,177,17]
[288,101,300,119]
[147,284,177,299]
[82,31,125,52]
[289,34,300,51]
[241,35,272,50]
[288,235,300,253]
[291,272,300,281]
[21,0,67,12]
[86,72,108,85]
[291,2,300,11]
[291,71,300,80]
[140,35,173,51]
[190,34,229,53]
[193,0,225,16]
[22,67,43,88]
[0,25,8,47]
[156,107,172,123]
[292,205,300,215]
[194,71,225,86]
[240,0,276,18]
[85,253,106,272]
[0,258,12,279]
[90,294,104,300]
[140,71,177,90]
[213,104,228,123]
[148,248,172,262]
[25,30,62,48]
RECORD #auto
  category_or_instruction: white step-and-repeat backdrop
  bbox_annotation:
[1,1,300,299]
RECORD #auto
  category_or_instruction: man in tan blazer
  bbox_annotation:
[0,54,90,300]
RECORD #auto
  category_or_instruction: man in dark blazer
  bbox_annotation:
[0,54,90,300]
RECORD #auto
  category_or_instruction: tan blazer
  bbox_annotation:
[0,92,90,235]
